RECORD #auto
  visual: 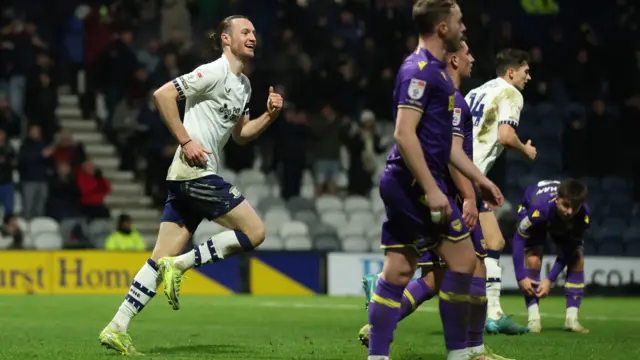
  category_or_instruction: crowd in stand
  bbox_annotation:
[0,0,638,250]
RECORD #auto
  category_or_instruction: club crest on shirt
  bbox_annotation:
[408,78,426,100]
[452,108,462,126]
[185,72,199,82]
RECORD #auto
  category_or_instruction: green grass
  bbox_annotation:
[1,295,639,359]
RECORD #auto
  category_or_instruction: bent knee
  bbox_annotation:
[447,250,477,274]
[526,255,543,269]
[246,220,266,247]
[486,237,505,250]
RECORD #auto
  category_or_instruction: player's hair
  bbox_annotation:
[495,48,529,75]
[209,15,248,51]
[557,179,588,204]
[412,0,457,35]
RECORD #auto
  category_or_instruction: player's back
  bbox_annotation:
[385,47,456,193]
[167,56,252,181]
[522,180,561,210]
[465,77,523,175]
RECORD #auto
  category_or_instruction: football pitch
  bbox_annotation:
[2,295,638,359]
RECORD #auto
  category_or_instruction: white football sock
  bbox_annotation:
[447,348,469,360]
[528,303,540,321]
[566,306,578,321]
[110,259,160,332]
[485,257,503,320]
[469,345,485,355]
[174,230,253,271]
[368,356,389,360]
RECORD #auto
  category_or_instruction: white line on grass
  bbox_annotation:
[259,301,639,322]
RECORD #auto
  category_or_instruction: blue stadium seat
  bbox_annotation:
[583,242,597,255]
[597,241,624,256]
[581,177,601,193]
[588,190,605,210]
[287,196,316,212]
[535,102,559,117]
[622,225,640,244]
[601,176,628,192]
[593,228,619,245]
[625,242,640,256]
[600,217,627,232]
[531,162,554,178]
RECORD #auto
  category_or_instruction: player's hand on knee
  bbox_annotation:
[536,279,551,298]
[181,139,212,167]
[462,198,478,229]
[477,177,504,210]
[524,140,537,160]
[518,277,538,297]
[425,187,452,223]
[267,86,283,119]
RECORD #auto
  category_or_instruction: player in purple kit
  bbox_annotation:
[365,1,504,359]
[512,179,590,334]
[361,37,513,360]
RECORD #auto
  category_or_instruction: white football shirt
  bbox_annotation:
[465,77,524,175]
[166,55,252,181]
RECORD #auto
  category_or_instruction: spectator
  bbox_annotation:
[586,99,622,177]
[276,105,309,199]
[309,104,342,196]
[343,110,383,196]
[0,213,24,249]
[76,160,111,220]
[46,161,81,221]
[0,98,20,138]
[0,129,16,214]
[18,124,53,219]
[52,130,87,167]
[136,38,161,74]
[104,214,146,251]
[25,72,59,142]
[111,97,142,171]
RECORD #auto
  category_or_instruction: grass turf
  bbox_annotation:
[1,295,638,359]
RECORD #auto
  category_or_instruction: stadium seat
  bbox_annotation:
[580,177,601,192]
[193,222,224,245]
[292,210,318,226]
[280,221,309,238]
[593,228,621,245]
[264,208,291,234]
[310,223,338,239]
[601,176,628,192]
[244,184,272,204]
[342,236,369,252]
[313,235,342,251]
[583,242,597,255]
[300,184,315,199]
[316,195,343,212]
[600,217,627,232]
[217,169,237,183]
[339,222,366,239]
[15,216,27,233]
[260,235,284,250]
[88,219,113,248]
[257,196,286,214]
[605,197,633,219]
[29,217,61,235]
[598,241,624,255]
[58,218,87,246]
[14,191,22,215]
[517,174,539,190]
[287,196,316,212]
[320,211,348,230]
[622,225,640,244]
[349,211,376,228]
[301,170,314,186]
[371,195,384,214]
[625,242,640,256]
[237,169,265,186]
[283,236,312,250]
[344,196,371,213]
[33,232,63,250]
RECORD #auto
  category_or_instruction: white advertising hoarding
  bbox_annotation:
[327,253,640,296]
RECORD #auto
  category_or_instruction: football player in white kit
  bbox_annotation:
[465,48,536,335]
[99,15,283,355]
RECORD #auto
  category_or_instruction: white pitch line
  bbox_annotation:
[259,301,640,322]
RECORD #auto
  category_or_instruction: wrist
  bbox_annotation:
[180,139,192,147]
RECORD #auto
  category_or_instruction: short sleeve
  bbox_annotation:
[517,208,545,238]
[396,71,430,113]
[173,63,225,100]
[452,107,463,137]
[242,80,252,116]
[497,87,523,128]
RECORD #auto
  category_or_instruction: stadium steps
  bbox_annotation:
[57,94,160,246]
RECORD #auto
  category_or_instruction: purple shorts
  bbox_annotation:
[160,174,245,233]
[418,194,488,266]
[379,171,470,255]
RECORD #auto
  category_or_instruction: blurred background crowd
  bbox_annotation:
[0,0,639,255]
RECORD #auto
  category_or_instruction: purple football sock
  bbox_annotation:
[368,277,405,356]
[399,277,435,320]
[439,271,472,351]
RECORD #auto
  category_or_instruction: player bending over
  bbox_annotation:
[365,2,504,359]
[513,179,590,334]
[99,15,283,355]
[465,49,535,335]
[360,38,513,360]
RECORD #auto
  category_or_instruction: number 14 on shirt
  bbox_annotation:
[468,93,485,126]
